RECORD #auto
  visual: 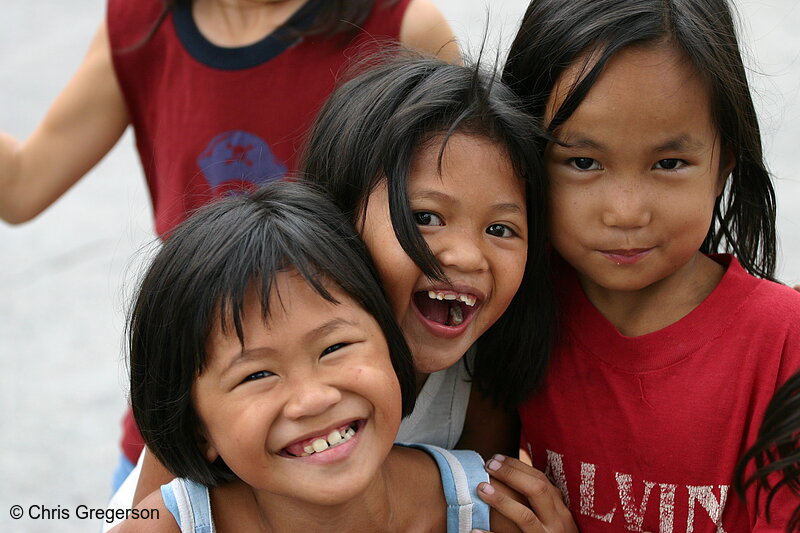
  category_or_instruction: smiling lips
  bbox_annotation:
[412,288,480,335]
[599,248,653,265]
[281,420,363,461]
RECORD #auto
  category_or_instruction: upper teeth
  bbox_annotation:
[427,290,476,307]
[300,426,356,456]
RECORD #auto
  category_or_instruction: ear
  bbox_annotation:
[716,145,736,196]
[196,428,219,463]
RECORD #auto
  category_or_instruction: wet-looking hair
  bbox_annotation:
[735,370,800,530]
[128,181,415,486]
[302,52,554,407]
[503,0,777,281]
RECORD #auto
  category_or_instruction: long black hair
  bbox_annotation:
[503,0,777,281]
[302,52,554,407]
[128,181,415,486]
[735,370,800,531]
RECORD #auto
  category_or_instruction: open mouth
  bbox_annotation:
[280,420,363,458]
[412,289,478,327]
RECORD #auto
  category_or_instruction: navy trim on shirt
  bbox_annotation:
[172,0,320,70]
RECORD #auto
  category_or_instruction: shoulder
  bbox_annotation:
[107,0,166,49]
[736,274,800,332]
[398,0,460,62]
[721,259,800,382]
[109,489,179,533]
[720,255,800,323]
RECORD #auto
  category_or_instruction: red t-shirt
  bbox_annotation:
[108,0,411,464]
[520,255,800,532]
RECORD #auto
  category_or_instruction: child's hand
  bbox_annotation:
[473,454,577,533]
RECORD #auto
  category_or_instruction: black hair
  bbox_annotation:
[503,0,777,281]
[735,370,800,531]
[136,0,400,49]
[302,52,554,407]
[128,181,415,486]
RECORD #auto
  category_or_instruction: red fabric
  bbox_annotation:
[107,0,410,464]
[108,0,410,237]
[519,255,800,532]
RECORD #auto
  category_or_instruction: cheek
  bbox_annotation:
[502,248,527,296]
[349,364,402,421]
[548,188,586,245]
[362,237,420,321]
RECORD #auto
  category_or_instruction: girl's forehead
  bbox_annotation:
[411,132,516,177]
[205,273,376,363]
[546,42,702,124]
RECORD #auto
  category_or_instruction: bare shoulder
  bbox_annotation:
[109,489,179,533]
[399,0,461,63]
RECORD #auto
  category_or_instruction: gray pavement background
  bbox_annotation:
[0,1,798,532]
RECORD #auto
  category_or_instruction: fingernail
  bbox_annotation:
[486,459,502,471]
[493,454,506,462]
[479,482,496,495]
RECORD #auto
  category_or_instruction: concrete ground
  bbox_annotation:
[0,1,798,531]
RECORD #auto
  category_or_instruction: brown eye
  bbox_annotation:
[570,157,601,170]
[243,370,273,383]
[654,159,685,170]
[486,224,514,238]
[414,212,443,226]
[322,343,348,356]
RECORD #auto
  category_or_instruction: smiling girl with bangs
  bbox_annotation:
[111,181,531,533]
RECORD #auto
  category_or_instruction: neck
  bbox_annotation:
[415,371,430,394]
[257,453,402,533]
[192,0,309,47]
[212,447,444,533]
[579,252,725,336]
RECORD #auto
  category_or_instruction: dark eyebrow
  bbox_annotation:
[411,190,524,216]
[302,317,358,344]
[410,190,453,203]
[223,317,358,373]
[554,136,606,151]
[654,135,706,153]
[492,203,524,216]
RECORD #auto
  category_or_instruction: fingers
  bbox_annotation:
[481,454,577,533]
[476,480,546,533]
[486,455,563,522]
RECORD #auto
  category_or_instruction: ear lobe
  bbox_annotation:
[717,147,736,196]
[197,429,219,463]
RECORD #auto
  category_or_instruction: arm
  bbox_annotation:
[0,20,129,224]
[108,489,178,533]
[456,385,520,459]
[133,448,176,507]
[398,0,461,64]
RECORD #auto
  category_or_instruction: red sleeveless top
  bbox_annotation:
[108,0,410,237]
[108,0,411,463]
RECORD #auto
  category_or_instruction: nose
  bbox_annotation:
[434,228,489,274]
[282,377,342,420]
[600,177,652,229]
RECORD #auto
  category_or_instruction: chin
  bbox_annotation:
[413,349,466,374]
